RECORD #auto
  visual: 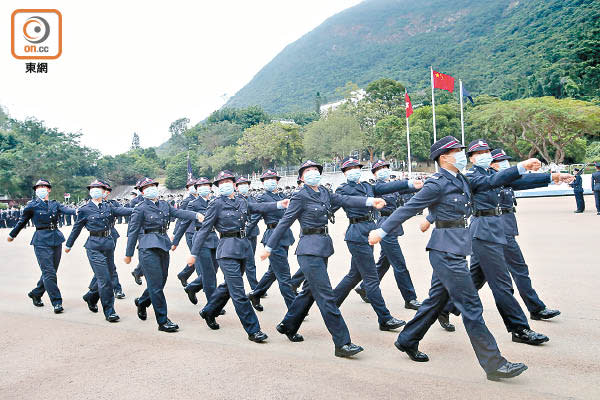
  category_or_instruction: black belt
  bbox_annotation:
[195,226,216,232]
[501,207,516,214]
[266,222,278,229]
[349,215,374,224]
[89,230,111,237]
[144,227,168,234]
[379,210,393,217]
[474,208,501,217]
[36,226,58,231]
[435,219,468,229]
[220,230,245,239]
[302,226,329,235]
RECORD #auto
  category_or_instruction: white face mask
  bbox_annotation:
[143,186,159,199]
[345,168,362,183]
[498,160,510,170]
[89,188,104,200]
[188,186,197,195]
[376,168,390,180]
[197,185,211,197]
[35,188,49,199]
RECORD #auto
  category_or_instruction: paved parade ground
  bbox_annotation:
[0,195,598,399]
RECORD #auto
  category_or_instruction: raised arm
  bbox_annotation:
[508,173,552,191]
[110,204,134,217]
[58,203,78,216]
[373,179,411,196]
[168,205,198,220]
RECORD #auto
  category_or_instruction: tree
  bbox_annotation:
[303,110,362,163]
[168,118,190,137]
[131,132,140,150]
[236,122,303,169]
[165,153,189,189]
[469,97,600,163]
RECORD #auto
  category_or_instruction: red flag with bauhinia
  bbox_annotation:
[405,92,413,118]
[432,70,455,93]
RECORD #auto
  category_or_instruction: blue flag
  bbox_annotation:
[462,84,474,105]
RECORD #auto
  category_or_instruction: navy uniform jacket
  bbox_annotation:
[592,171,600,191]
[172,196,219,249]
[467,166,548,244]
[125,199,198,257]
[126,194,145,209]
[266,185,372,258]
[569,175,583,193]
[66,201,133,251]
[375,178,418,237]
[9,198,77,246]
[333,180,412,243]
[498,173,552,237]
[172,194,196,238]
[191,195,279,260]
[244,195,261,238]
[107,199,124,239]
[381,167,521,256]
[256,190,295,247]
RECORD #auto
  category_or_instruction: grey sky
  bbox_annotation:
[0,0,362,155]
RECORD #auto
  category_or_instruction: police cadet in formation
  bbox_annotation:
[124,178,204,332]
[440,139,571,345]
[247,170,297,312]
[127,181,146,285]
[354,159,422,311]
[369,136,543,380]
[236,177,260,290]
[488,149,563,320]
[260,160,387,358]
[187,170,288,343]
[65,180,133,322]
[331,156,422,332]
[172,177,220,306]
[82,181,128,310]
[172,179,201,287]
[592,162,600,215]
[570,168,585,213]
[7,179,78,313]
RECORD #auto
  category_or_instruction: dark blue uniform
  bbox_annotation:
[332,179,412,325]
[249,190,296,308]
[379,167,524,373]
[193,194,279,335]
[570,174,584,212]
[592,170,600,213]
[463,166,552,333]
[126,199,198,326]
[9,198,77,307]
[266,185,372,346]
[127,194,146,279]
[66,200,132,318]
[173,195,219,301]
[173,193,200,284]
[242,194,260,289]
[359,178,418,302]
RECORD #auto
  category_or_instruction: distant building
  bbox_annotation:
[270,119,297,125]
[320,89,366,114]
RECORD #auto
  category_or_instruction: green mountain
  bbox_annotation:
[225,0,600,113]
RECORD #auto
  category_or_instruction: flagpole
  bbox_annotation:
[405,89,412,176]
[430,66,438,172]
[459,79,465,145]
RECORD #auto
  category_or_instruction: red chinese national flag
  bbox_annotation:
[432,70,455,93]
[405,93,413,118]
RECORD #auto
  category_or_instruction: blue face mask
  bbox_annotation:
[345,168,362,183]
[197,185,211,197]
[474,152,493,169]
[498,160,510,171]
[238,184,249,195]
[89,188,103,199]
[449,150,467,171]
[187,186,197,195]
[263,179,277,192]
[376,168,390,180]
[143,186,159,199]
[304,169,322,186]
[219,182,234,196]
[35,188,49,200]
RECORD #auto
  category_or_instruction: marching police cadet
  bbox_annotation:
[172,177,219,305]
[188,171,287,343]
[354,159,421,310]
[124,178,204,332]
[330,156,420,332]
[570,168,585,213]
[172,179,201,287]
[592,162,600,214]
[127,181,146,285]
[260,160,387,357]
[488,149,564,320]
[368,136,536,380]
[247,170,297,312]
[7,179,77,313]
[0,209,6,228]
[236,177,260,290]
[65,180,133,322]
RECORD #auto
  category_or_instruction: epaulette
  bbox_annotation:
[465,170,475,174]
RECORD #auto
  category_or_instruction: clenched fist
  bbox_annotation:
[280,199,290,208]
[371,198,386,210]
[196,213,205,222]
[413,180,424,189]
[124,256,132,264]
[259,249,270,261]
[552,173,574,184]
[521,158,542,171]
[368,230,382,245]
[187,255,196,266]
[419,220,431,232]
